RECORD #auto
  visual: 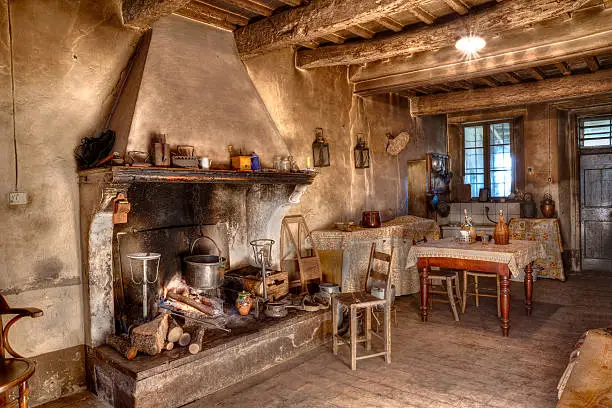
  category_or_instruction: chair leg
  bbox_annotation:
[496,275,501,318]
[350,306,357,370]
[462,271,468,313]
[19,381,29,408]
[446,277,460,321]
[365,306,372,351]
[385,305,391,364]
[454,272,462,310]
[332,297,338,355]
[474,276,480,307]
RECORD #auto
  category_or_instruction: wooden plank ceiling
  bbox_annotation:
[125,0,612,114]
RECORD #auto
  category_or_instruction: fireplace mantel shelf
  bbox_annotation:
[78,166,317,185]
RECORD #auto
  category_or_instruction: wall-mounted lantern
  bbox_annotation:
[312,128,330,167]
[354,135,370,169]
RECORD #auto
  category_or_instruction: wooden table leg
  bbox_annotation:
[524,262,534,316]
[420,263,430,322]
[500,274,511,337]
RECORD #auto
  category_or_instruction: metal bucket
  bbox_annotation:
[183,236,226,290]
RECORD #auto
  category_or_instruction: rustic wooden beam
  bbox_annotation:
[278,0,302,6]
[298,40,320,49]
[223,0,273,17]
[122,0,192,28]
[346,25,375,39]
[442,0,469,15]
[377,16,405,32]
[584,56,600,72]
[350,7,612,95]
[235,0,447,59]
[174,1,250,27]
[410,69,612,116]
[321,33,346,44]
[556,62,572,76]
[174,6,236,30]
[499,72,521,84]
[527,67,546,80]
[478,77,499,87]
[408,6,436,24]
[297,0,591,68]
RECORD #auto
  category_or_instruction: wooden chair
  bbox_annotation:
[0,295,43,408]
[462,271,501,318]
[332,243,394,370]
[280,215,322,295]
[413,237,462,321]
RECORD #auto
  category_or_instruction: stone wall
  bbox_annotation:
[0,4,444,405]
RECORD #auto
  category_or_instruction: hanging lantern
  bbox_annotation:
[312,128,330,167]
[354,135,370,169]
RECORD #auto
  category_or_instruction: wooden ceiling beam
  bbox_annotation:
[278,0,302,6]
[121,0,192,28]
[175,1,250,27]
[298,40,320,49]
[442,0,470,15]
[222,0,273,17]
[235,0,451,59]
[321,33,346,44]
[499,72,522,84]
[297,0,591,68]
[556,62,572,76]
[585,56,600,72]
[408,6,436,24]
[410,69,612,116]
[478,77,499,87]
[527,67,546,80]
[346,25,375,39]
[377,16,405,32]
[350,7,612,95]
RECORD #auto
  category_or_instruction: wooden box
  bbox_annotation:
[231,155,252,170]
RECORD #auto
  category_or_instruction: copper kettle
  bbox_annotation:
[362,211,382,228]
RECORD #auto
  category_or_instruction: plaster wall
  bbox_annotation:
[0,0,140,403]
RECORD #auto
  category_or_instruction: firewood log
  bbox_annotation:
[164,342,175,351]
[166,317,184,343]
[178,332,191,347]
[166,292,215,316]
[107,334,138,360]
[188,327,207,355]
[131,314,169,356]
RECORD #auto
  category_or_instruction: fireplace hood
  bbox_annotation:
[107,14,290,166]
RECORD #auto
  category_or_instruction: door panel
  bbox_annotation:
[581,153,612,272]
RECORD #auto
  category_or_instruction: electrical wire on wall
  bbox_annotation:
[7,0,19,191]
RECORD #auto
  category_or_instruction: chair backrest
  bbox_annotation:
[364,242,394,301]
[0,294,43,360]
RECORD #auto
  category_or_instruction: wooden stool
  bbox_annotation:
[427,271,462,322]
[332,243,393,370]
[461,271,501,317]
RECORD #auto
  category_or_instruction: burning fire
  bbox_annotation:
[163,274,190,298]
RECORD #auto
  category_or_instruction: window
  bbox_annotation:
[463,121,513,198]
[579,116,612,148]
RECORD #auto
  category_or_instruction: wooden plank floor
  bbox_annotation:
[40,271,612,408]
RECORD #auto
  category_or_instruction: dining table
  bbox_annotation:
[406,237,546,336]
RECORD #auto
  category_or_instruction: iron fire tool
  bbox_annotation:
[250,239,275,304]
[127,252,161,319]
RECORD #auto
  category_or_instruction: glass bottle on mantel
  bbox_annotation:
[494,209,510,245]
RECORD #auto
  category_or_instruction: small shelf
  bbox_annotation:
[79,166,317,185]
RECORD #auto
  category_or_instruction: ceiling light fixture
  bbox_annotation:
[455,35,486,58]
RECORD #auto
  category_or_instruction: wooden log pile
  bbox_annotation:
[106,290,226,359]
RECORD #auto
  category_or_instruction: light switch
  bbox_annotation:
[8,191,28,205]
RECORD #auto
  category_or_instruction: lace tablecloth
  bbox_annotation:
[406,238,546,280]
[509,218,565,281]
[311,216,440,295]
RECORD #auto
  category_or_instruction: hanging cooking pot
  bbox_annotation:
[183,236,226,290]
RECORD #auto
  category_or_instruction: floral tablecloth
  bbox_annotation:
[509,218,565,281]
[406,237,546,281]
[311,216,440,295]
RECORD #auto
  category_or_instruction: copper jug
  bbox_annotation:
[362,211,382,228]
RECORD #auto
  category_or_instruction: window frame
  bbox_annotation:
[462,119,514,199]
[578,115,612,149]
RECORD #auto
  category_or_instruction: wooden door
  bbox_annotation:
[580,153,612,271]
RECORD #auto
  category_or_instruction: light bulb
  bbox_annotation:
[455,36,486,58]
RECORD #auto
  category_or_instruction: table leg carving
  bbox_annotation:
[500,274,510,337]
[525,262,534,316]
[420,264,429,322]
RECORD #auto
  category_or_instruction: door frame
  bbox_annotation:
[563,104,612,272]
